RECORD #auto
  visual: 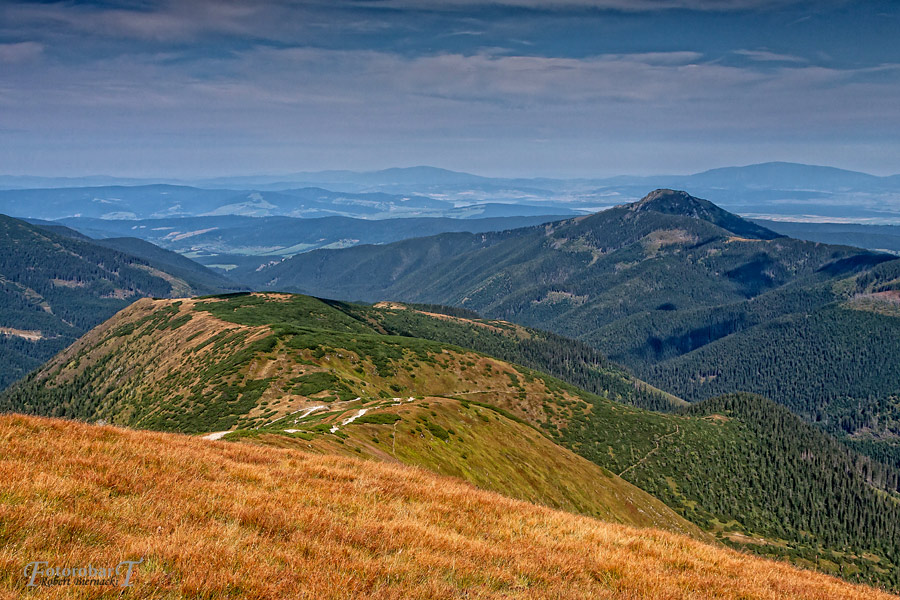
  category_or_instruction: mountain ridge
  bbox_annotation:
[238,191,900,473]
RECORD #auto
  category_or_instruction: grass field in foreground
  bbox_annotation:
[0,414,895,600]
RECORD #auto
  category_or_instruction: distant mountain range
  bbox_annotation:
[0,183,580,222]
[44,213,570,278]
[755,220,900,254]
[2,162,899,223]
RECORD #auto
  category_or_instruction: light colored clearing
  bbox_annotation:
[374,301,408,310]
[292,405,328,423]
[389,397,416,406]
[844,292,900,317]
[414,310,516,334]
[0,326,43,341]
[869,290,900,302]
[532,290,589,307]
[330,408,369,433]
[724,531,783,547]
[50,278,86,288]
[726,236,767,243]
[201,431,230,441]
[164,227,218,242]
[644,229,698,249]
[100,288,137,300]
[704,414,731,423]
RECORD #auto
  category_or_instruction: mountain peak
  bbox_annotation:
[629,189,781,240]
[631,189,713,216]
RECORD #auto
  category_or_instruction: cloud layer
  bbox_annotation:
[0,0,897,177]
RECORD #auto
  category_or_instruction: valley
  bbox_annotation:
[6,1,899,596]
[4,183,900,594]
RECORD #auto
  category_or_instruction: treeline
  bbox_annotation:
[0,214,232,390]
[347,303,682,411]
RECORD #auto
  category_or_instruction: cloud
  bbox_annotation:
[0,0,895,177]
[1,1,299,43]
[734,49,807,63]
[0,41,43,63]
[365,0,818,12]
[6,44,895,140]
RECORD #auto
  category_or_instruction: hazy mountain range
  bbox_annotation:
[2,162,899,224]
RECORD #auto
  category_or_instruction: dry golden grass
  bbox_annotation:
[0,414,895,600]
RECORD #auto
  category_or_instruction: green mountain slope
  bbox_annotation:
[0,214,238,389]
[0,293,701,539]
[4,291,900,589]
[242,190,900,466]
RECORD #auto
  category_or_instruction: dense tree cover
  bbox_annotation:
[640,305,900,435]
[549,392,900,590]
[0,214,237,390]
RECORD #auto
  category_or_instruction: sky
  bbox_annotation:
[0,0,898,178]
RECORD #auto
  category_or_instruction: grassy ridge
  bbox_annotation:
[0,414,892,599]
[0,293,703,538]
[238,395,703,538]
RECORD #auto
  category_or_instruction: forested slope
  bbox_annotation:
[0,214,237,389]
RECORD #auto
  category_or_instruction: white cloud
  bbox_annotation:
[0,0,894,177]
[734,49,807,63]
[368,0,813,12]
[0,41,43,64]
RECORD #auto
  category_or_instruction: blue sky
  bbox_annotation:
[1,0,898,178]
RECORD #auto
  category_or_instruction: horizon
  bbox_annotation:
[2,160,898,185]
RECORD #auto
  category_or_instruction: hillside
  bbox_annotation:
[242,190,900,466]
[0,214,238,390]
[51,213,571,279]
[1,416,892,599]
[4,292,900,588]
[0,293,700,536]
